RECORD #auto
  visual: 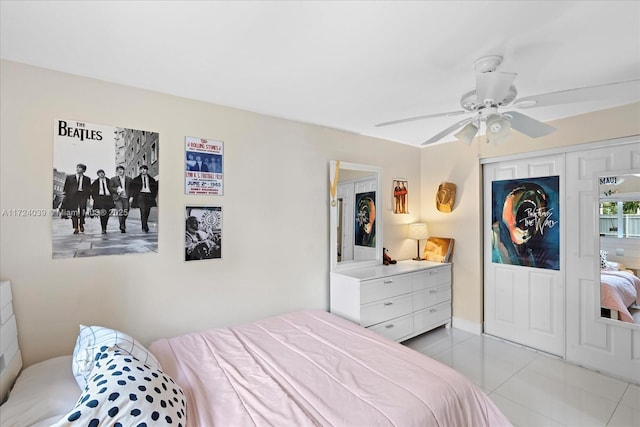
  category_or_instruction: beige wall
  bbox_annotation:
[0,60,423,366]
[3,59,638,366]
[420,102,640,327]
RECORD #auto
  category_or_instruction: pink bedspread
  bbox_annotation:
[601,270,640,323]
[150,310,511,427]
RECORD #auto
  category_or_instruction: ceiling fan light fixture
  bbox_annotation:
[454,122,479,145]
[473,55,503,73]
[486,114,511,144]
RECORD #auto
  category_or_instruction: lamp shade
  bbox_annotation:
[486,114,511,144]
[408,223,429,240]
[454,122,479,145]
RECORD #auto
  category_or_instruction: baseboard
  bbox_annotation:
[451,317,482,335]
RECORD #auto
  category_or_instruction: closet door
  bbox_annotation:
[483,154,565,356]
[565,143,640,383]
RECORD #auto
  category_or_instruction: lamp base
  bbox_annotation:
[412,257,424,261]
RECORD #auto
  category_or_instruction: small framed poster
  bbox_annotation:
[185,136,223,195]
[185,205,222,261]
[393,179,408,214]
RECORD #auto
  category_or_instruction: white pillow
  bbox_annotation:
[72,325,160,389]
[0,356,80,427]
[53,349,185,426]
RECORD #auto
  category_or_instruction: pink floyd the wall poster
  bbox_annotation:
[355,191,376,247]
[491,176,559,270]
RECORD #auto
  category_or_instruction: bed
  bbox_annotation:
[601,269,640,323]
[599,252,640,323]
[149,310,509,426]
[1,280,510,426]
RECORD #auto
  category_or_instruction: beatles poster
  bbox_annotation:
[491,176,559,270]
[52,119,159,259]
[355,191,376,247]
[185,136,223,195]
[185,206,222,261]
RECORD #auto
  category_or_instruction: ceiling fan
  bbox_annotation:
[375,55,640,146]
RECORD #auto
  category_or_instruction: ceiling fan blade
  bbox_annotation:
[504,111,555,138]
[422,117,474,145]
[476,72,517,104]
[513,79,640,109]
[375,110,466,127]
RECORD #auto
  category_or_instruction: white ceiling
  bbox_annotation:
[1,1,639,147]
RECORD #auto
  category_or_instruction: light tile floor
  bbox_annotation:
[403,326,640,427]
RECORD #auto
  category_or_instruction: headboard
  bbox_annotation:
[0,281,22,402]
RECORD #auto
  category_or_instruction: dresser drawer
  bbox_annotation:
[367,313,413,341]
[360,293,413,327]
[413,266,450,292]
[414,301,451,331]
[361,275,412,304]
[413,284,451,311]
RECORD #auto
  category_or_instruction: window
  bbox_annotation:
[599,200,640,238]
[599,174,640,238]
[151,142,157,164]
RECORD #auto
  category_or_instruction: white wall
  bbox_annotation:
[0,60,424,366]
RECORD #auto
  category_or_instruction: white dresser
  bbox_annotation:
[330,260,452,342]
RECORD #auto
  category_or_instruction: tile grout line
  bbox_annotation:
[604,383,630,426]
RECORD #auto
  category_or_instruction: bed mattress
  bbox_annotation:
[601,270,640,322]
[150,310,510,426]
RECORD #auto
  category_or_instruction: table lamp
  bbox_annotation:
[408,223,429,260]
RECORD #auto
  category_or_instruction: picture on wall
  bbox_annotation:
[355,191,376,247]
[52,119,159,259]
[491,176,560,270]
[185,136,223,195]
[423,237,455,263]
[185,205,222,261]
[393,179,409,214]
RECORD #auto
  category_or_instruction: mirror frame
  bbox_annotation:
[330,160,383,272]
[595,168,640,331]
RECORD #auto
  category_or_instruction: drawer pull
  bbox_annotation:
[430,308,438,313]
[384,301,394,306]
[385,324,394,329]
[383,280,393,284]
[429,289,439,294]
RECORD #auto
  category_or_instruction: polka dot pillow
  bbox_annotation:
[53,348,186,427]
[600,250,608,269]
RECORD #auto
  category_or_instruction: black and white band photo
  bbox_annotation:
[52,119,159,259]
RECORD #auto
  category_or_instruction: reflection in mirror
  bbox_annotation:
[330,161,383,272]
[598,172,640,326]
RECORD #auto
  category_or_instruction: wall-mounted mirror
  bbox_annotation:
[330,161,383,272]
[597,171,640,327]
